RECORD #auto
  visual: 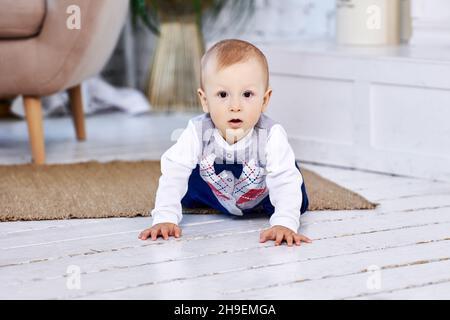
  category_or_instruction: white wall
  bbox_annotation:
[260,42,450,181]
[204,0,336,43]
[410,0,450,45]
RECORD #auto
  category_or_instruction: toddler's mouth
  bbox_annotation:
[228,118,243,128]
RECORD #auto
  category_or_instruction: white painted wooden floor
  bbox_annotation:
[1,111,450,300]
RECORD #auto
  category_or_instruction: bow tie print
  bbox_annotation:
[213,162,243,179]
[199,154,233,199]
[233,159,266,191]
[199,154,268,210]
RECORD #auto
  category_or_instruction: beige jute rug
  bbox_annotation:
[0,160,377,222]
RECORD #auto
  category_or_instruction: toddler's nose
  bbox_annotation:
[229,104,241,112]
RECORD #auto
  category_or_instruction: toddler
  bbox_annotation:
[139,39,311,246]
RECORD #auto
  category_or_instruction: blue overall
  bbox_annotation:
[181,161,309,216]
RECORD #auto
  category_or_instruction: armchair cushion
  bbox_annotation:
[0,0,129,97]
[0,0,46,39]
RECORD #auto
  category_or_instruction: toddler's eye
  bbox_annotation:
[218,91,228,98]
[243,91,253,98]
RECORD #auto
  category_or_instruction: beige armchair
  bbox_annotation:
[0,0,129,164]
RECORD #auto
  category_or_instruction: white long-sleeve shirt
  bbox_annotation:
[151,113,305,232]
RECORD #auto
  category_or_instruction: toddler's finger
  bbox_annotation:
[293,234,302,246]
[286,234,294,247]
[271,229,278,240]
[259,230,269,243]
[300,235,312,243]
[275,233,283,246]
[174,226,181,238]
[161,227,169,240]
[139,229,150,240]
[151,229,158,241]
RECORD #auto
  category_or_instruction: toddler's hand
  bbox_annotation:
[138,223,182,241]
[259,225,312,246]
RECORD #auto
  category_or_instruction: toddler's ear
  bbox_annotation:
[197,88,209,113]
[262,87,273,112]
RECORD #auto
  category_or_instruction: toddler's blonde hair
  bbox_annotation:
[200,39,269,90]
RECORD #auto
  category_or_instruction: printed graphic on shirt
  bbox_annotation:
[192,113,276,215]
[199,154,269,215]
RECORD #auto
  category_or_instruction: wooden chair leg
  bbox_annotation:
[23,96,46,165]
[68,84,86,141]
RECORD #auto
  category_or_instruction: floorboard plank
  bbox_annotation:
[357,280,450,300]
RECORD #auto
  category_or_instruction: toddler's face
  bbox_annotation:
[197,57,272,144]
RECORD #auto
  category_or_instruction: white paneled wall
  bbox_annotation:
[371,84,450,158]
[261,41,450,182]
[266,76,354,145]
